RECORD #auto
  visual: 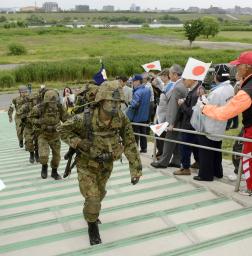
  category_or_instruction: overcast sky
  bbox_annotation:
[1,0,252,10]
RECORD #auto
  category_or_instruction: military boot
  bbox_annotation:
[51,168,62,180]
[41,164,48,179]
[35,150,39,163]
[19,140,23,148]
[87,222,102,246]
[29,152,35,164]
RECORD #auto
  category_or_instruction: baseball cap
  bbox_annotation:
[214,64,230,77]
[132,74,143,81]
[230,51,252,66]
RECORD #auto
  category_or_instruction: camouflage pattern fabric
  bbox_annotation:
[77,158,113,222]
[19,94,39,152]
[8,95,29,142]
[58,105,142,222]
[31,92,69,168]
[38,133,61,168]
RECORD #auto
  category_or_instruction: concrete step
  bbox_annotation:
[0,112,252,256]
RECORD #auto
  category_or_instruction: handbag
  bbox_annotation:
[190,102,205,132]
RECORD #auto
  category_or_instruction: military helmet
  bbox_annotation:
[43,89,60,103]
[95,80,125,103]
[18,85,28,93]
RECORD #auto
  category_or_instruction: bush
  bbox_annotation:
[12,50,239,83]
[4,22,17,29]
[8,43,27,55]
[142,23,150,28]
[0,16,7,23]
[0,74,15,88]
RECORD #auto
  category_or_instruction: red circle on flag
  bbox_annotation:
[192,66,206,76]
[147,64,156,69]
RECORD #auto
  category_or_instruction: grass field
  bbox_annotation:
[0,27,246,64]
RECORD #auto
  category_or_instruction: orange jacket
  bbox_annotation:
[203,90,252,121]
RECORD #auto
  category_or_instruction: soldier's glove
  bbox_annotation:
[96,153,113,163]
[131,176,140,185]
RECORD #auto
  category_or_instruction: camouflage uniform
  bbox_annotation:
[31,89,69,179]
[8,86,29,147]
[58,81,142,245]
[19,93,39,163]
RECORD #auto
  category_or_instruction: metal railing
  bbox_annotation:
[131,122,251,192]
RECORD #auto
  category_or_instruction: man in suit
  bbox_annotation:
[151,64,188,168]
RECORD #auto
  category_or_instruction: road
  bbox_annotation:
[129,34,252,50]
[0,93,18,110]
[0,64,24,71]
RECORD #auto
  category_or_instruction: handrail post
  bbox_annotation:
[235,155,243,192]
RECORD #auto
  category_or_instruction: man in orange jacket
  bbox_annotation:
[202,51,252,195]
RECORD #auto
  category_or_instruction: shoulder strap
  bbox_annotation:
[83,106,93,141]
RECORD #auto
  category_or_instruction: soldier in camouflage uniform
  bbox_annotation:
[19,93,40,163]
[8,85,29,148]
[32,89,69,180]
[58,81,142,246]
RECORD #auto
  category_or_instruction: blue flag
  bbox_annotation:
[93,63,107,85]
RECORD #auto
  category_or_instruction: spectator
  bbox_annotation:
[173,77,205,176]
[194,64,234,181]
[126,74,151,153]
[63,87,75,113]
[117,76,133,113]
[202,52,252,195]
[153,68,172,157]
[151,64,188,168]
[142,73,155,124]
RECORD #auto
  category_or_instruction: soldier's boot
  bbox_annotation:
[19,140,23,148]
[29,152,35,164]
[41,164,48,179]
[51,168,62,180]
[87,222,102,246]
[35,150,40,163]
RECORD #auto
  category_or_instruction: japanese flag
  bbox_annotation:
[142,60,161,72]
[182,57,211,81]
[150,122,169,136]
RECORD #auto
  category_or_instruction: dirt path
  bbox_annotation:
[129,34,252,50]
[0,64,24,70]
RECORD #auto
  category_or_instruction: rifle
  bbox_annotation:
[63,147,76,178]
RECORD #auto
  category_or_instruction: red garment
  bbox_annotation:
[242,126,252,190]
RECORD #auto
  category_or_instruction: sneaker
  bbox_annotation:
[173,168,191,175]
[140,149,147,153]
[228,174,237,181]
[239,190,252,196]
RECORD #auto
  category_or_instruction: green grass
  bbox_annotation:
[0,27,243,65]
[0,26,248,89]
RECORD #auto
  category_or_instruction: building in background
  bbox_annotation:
[130,4,141,12]
[102,5,114,12]
[187,7,200,13]
[42,2,59,12]
[20,6,39,12]
[75,5,90,12]
[0,8,18,13]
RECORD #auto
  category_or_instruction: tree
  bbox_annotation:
[0,16,7,23]
[184,19,204,47]
[201,16,220,38]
